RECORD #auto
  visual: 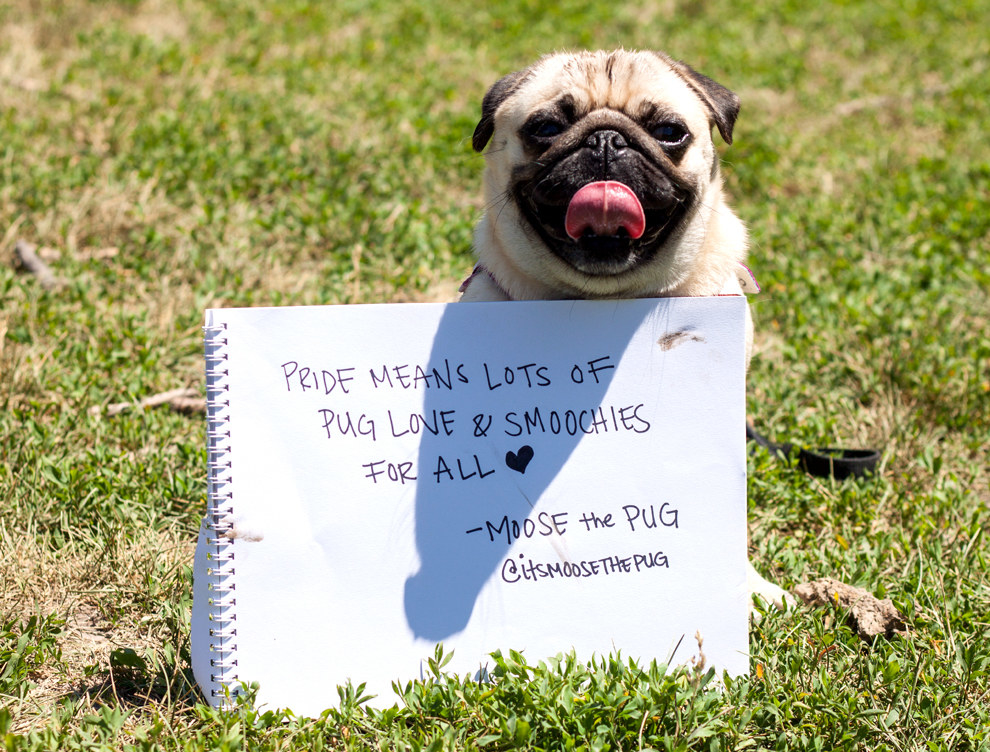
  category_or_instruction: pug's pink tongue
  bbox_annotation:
[564,181,646,240]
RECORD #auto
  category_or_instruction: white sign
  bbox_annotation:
[192,297,750,715]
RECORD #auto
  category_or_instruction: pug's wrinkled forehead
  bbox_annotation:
[532,53,695,114]
[474,50,739,154]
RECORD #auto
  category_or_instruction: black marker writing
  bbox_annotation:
[363,459,416,484]
[472,413,492,437]
[622,502,679,532]
[504,404,650,437]
[501,549,669,583]
[578,510,614,531]
[433,454,495,483]
[484,363,552,390]
[387,409,456,438]
[318,409,376,441]
[282,362,355,394]
[473,511,569,544]
[569,355,615,384]
[369,360,468,390]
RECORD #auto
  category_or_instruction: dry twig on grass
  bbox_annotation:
[13,239,64,290]
[795,577,908,640]
[93,387,206,417]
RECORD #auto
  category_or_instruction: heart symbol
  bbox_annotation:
[505,445,535,474]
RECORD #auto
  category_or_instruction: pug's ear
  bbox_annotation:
[472,68,531,152]
[656,53,740,145]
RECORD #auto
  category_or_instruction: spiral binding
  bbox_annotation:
[203,322,239,701]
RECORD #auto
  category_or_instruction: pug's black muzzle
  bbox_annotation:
[514,126,694,276]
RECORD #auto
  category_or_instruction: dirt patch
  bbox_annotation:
[795,577,908,640]
[1,524,194,732]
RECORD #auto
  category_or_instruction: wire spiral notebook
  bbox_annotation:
[191,297,750,715]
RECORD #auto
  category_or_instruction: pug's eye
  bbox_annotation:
[651,122,690,147]
[525,119,566,141]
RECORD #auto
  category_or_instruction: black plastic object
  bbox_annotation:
[746,423,881,479]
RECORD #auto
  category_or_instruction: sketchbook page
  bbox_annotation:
[191,297,750,715]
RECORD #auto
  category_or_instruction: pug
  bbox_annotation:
[462,49,788,609]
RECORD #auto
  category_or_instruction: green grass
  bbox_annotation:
[1,0,988,749]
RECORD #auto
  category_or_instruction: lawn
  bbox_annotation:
[1,0,987,749]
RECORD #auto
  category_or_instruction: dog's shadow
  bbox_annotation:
[403,300,657,641]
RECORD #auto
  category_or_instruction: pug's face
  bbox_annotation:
[471,50,743,299]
